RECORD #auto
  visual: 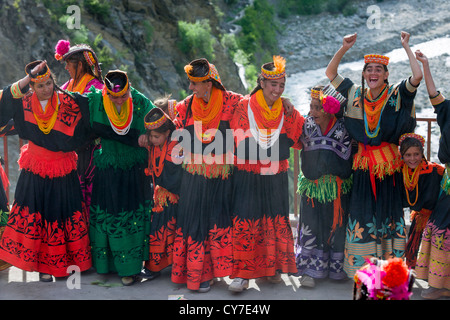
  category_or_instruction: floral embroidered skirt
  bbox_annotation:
[145,186,178,272]
[294,189,350,280]
[230,168,297,280]
[415,193,450,290]
[344,169,406,278]
[89,163,151,277]
[171,165,233,290]
[0,169,91,277]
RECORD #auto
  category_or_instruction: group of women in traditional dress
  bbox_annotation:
[0,30,448,299]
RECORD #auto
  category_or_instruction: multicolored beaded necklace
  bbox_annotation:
[363,84,389,139]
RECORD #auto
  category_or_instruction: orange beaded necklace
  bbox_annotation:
[402,162,422,206]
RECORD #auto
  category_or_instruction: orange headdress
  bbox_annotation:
[364,54,390,66]
[261,55,286,80]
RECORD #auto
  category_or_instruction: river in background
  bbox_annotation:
[2,0,450,200]
[282,0,450,163]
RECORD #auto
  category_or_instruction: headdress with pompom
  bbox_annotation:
[54,39,102,79]
[311,84,346,114]
[54,40,71,61]
[320,94,341,114]
[353,257,413,300]
[261,55,286,80]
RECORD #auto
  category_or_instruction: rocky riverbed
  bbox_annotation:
[281,0,450,162]
[2,0,450,198]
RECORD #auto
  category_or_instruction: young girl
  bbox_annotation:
[140,98,182,280]
[399,133,444,269]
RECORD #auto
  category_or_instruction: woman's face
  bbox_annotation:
[108,90,131,107]
[403,146,423,169]
[363,63,389,90]
[32,79,54,101]
[189,80,212,102]
[65,60,82,80]
[261,77,285,106]
[309,98,333,130]
[149,130,170,147]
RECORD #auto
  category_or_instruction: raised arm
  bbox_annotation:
[325,33,357,81]
[17,60,48,90]
[415,50,439,98]
[401,32,422,87]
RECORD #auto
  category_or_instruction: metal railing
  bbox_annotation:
[292,117,437,216]
[1,118,438,211]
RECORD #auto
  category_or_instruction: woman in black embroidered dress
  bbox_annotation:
[0,61,92,282]
[171,59,242,293]
[228,56,304,293]
[325,32,422,277]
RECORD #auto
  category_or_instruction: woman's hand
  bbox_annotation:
[282,97,294,116]
[342,33,357,50]
[138,134,151,148]
[401,31,411,48]
[30,60,48,76]
[415,50,428,65]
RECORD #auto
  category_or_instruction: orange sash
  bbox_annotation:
[353,142,402,198]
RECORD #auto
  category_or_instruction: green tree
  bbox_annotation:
[178,19,216,61]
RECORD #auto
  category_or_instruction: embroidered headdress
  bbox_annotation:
[311,84,347,114]
[261,55,286,80]
[54,39,103,79]
[364,54,390,66]
[25,60,53,84]
[310,88,321,100]
[144,100,177,130]
[104,70,129,97]
[184,58,225,90]
[399,132,425,148]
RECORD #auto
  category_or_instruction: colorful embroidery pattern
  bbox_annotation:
[344,216,406,277]
[0,205,91,276]
[231,215,297,279]
[172,225,233,290]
